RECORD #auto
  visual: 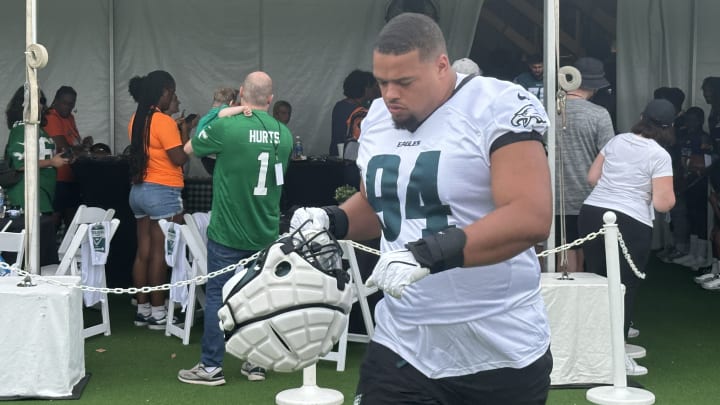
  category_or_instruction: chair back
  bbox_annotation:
[54,219,120,276]
[59,205,116,258]
[180,223,207,276]
[0,229,25,269]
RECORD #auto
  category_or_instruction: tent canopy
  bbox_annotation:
[0,0,483,176]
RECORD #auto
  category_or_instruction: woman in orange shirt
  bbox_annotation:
[127,70,190,329]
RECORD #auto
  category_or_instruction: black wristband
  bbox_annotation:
[321,205,349,240]
[405,227,466,274]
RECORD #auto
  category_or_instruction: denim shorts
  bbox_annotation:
[129,182,183,220]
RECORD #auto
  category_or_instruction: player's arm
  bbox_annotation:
[341,181,382,241]
[460,138,552,266]
[290,181,382,241]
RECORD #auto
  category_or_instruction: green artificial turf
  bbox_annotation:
[4,255,719,404]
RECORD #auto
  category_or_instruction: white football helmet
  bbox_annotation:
[218,226,352,372]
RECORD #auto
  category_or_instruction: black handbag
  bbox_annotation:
[0,159,22,188]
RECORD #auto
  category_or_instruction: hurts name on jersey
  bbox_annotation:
[249,129,280,144]
[396,140,421,148]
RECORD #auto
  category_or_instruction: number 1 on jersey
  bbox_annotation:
[254,151,269,196]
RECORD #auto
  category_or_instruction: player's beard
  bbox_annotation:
[393,115,421,132]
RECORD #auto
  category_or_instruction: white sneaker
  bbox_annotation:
[625,355,648,376]
[627,327,640,339]
[673,254,697,266]
[702,277,720,290]
[694,273,718,284]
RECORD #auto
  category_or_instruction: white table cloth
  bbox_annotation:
[0,276,85,398]
[541,272,616,386]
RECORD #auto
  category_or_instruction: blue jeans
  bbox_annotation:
[201,238,254,368]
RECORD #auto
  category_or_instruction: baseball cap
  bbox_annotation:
[573,57,610,90]
[642,99,676,128]
[452,58,482,76]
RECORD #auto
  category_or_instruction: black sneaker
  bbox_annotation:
[147,315,184,330]
[134,313,151,326]
[178,363,226,386]
[147,315,167,330]
[241,361,266,381]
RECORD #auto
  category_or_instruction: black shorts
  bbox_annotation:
[354,342,552,405]
[555,215,581,250]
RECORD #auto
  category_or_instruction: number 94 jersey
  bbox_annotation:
[356,75,549,326]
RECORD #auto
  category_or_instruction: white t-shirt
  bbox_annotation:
[584,133,673,227]
[356,74,551,378]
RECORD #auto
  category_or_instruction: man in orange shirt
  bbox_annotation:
[43,86,93,229]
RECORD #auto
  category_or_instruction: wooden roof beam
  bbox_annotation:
[506,0,584,57]
[480,9,538,56]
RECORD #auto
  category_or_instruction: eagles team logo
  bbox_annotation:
[511,104,546,128]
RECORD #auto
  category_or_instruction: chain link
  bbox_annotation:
[7,250,262,294]
[1,225,644,293]
[617,231,645,279]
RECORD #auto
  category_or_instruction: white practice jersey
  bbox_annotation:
[356,74,551,378]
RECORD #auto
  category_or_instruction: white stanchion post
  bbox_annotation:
[275,364,344,405]
[586,212,655,405]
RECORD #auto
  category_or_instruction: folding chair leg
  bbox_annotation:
[101,295,111,336]
[319,314,349,371]
[335,318,349,372]
[343,241,376,344]
[166,282,205,345]
[165,296,177,338]
[83,297,111,339]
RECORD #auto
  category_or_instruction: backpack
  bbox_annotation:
[345,105,368,141]
[342,106,368,160]
[0,159,22,188]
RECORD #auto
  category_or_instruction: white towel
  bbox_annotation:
[80,221,110,307]
[162,221,189,310]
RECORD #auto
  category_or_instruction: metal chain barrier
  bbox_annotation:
[0,225,646,292]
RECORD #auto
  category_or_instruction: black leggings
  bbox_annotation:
[578,204,652,337]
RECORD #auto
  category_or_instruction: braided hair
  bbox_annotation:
[127,70,175,184]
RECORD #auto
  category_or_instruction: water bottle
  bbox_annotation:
[0,186,5,219]
[0,254,8,276]
[293,136,304,160]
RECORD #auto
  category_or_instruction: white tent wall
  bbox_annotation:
[0,0,110,148]
[617,0,720,133]
[1,0,482,177]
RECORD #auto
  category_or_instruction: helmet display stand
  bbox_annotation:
[275,365,343,405]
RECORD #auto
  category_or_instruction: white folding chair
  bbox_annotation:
[43,219,120,339]
[57,205,116,262]
[162,213,208,345]
[0,229,25,274]
[320,240,378,371]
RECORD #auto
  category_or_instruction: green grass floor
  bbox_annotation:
[5,255,720,404]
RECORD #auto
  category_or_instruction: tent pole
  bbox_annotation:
[24,0,41,274]
[690,0,698,106]
[109,0,115,153]
[544,0,558,273]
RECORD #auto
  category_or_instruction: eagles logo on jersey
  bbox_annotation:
[510,104,547,128]
[218,225,353,372]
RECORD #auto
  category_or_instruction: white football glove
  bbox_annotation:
[365,249,430,299]
[289,207,330,234]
